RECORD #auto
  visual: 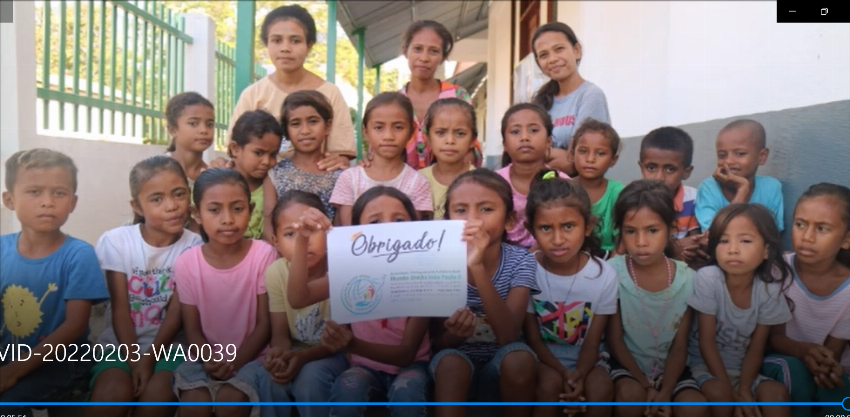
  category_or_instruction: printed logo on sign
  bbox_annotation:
[341,275,385,315]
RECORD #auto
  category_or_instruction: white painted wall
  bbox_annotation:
[556,1,850,137]
[452,31,488,63]
[484,1,513,161]
[1,1,37,235]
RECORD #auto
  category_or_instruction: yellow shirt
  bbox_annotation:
[244,185,264,239]
[265,259,330,349]
[419,165,475,220]
[227,76,357,158]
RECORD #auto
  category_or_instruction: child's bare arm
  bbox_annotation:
[474,279,529,345]
[181,302,211,348]
[231,294,271,370]
[1,299,93,383]
[145,287,183,355]
[575,314,609,380]
[287,236,330,309]
[262,177,278,242]
[739,324,770,393]
[659,307,693,398]
[697,312,732,384]
[607,309,654,389]
[269,311,293,351]
[337,205,353,226]
[524,313,569,375]
[105,270,140,349]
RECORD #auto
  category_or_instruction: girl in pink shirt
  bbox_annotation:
[287,186,431,417]
[330,92,433,225]
[495,103,568,249]
[172,168,277,417]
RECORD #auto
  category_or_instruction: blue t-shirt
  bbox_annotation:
[1,233,109,347]
[460,243,540,362]
[694,175,784,232]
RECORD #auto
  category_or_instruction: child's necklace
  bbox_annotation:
[627,254,673,380]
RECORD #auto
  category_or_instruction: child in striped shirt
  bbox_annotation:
[638,126,708,269]
[762,183,850,417]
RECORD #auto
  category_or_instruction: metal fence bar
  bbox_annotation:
[110,1,117,135]
[86,1,94,132]
[42,2,51,129]
[99,0,106,133]
[36,0,192,144]
[72,0,81,131]
[58,0,67,130]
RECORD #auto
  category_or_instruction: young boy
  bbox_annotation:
[695,119,784,232]
[638,126,708,267]
[0,149,109,414]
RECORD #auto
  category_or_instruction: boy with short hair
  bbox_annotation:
[695,119,784,232]
[0,149,109,414]
[639,126,707,267]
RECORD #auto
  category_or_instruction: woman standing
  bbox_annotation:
[532,22,610,176]
[225,5,356,172]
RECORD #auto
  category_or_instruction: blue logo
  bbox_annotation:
[341,275,385,315]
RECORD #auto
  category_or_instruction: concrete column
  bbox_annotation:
[1,1,37,234]
[181,13,216,163]
[484,1,512,169]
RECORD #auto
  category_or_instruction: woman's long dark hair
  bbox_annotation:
[531,22,582,111]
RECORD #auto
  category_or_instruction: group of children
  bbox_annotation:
[1,86,848,417]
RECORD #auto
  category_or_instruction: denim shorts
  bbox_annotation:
[546,343,610,371]
[173,360,265,417]
[428,341,537,401]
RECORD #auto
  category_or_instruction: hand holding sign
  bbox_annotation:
[444,307,476,338]
[327,220,467,323]
[321,319,353,352]
[463,219,490,270]
[294,207,333,238]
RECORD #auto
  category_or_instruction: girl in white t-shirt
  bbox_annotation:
[522,169,615,417]
[689,203,792,417]
[763,183,850,417]
[85,155,202,417]
[329,92,433,225]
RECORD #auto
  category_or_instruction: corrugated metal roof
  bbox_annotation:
[336,0,490,67]
[447,62,487,95]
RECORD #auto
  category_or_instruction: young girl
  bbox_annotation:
[228,110,283,239]
[329,92,433,225]
[85,156,202,417]
[418,98,477,219]
[263,91,342,240]
[227,5,355,169]
[570,118,623,258]
[430,168,539,417]
[285,186,432,417]
[164,92,215,233]
[522,170,615,417]
[762,183,850,417]
[172,168,277,417]
[495,103,567,249]
[688,203,792,417]
[165,92,214,189]
[606,180,707,417]
[260,190,349,417]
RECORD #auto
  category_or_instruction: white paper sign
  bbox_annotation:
[327,220,468,324]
